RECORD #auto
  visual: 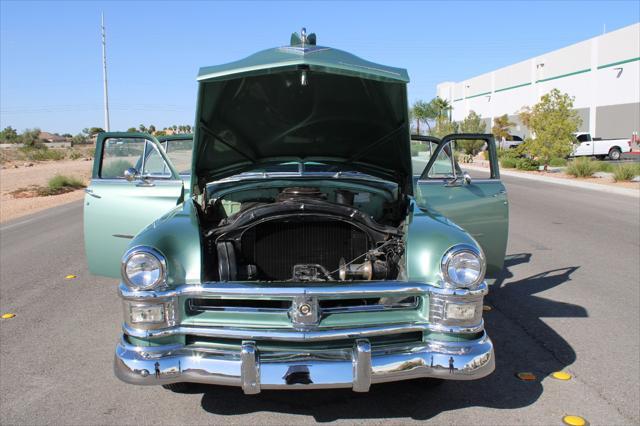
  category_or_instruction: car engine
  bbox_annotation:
[202,186,406,282]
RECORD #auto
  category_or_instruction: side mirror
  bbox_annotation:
[124,168,139,182]
[463,172,472,185]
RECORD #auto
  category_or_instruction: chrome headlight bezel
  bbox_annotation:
[121,246,167,291]
[440,244,486,288]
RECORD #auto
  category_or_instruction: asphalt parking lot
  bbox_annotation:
[0,174,638,425]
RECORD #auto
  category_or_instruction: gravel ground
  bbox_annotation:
[0,159,92,222]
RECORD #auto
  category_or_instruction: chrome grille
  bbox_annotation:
[187,296,420,315]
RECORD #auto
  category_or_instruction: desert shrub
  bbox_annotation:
[515,157,540,171]
[68,149,83,160]
[500,158,517,168]
[498,149,520,160]
[549,157,567,167]
[456,152,474,163]
[596,162,614,173]
[613,163,640,182]
[18,146,65,161]
[566,158,598,177]
[35,174,85,196]
[456,139,485,155]
[48,174,85,190]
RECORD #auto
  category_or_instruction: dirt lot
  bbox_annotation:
[0,159,92,223]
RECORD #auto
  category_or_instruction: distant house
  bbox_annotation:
[39,132,67,143]
[39,131,71,147]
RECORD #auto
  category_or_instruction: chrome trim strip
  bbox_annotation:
[321,297,419,314]
[123,319,484,341]
[112,234,134,239]
[425,320,484,334]
[84,188,101,198]
[416,178,502,185]
[186,299,289,314]
[91,178,183,185]
[119,281,436,301]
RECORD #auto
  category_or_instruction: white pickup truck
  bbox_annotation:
[571,132,631,160]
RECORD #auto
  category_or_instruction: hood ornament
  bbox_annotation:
[290,28,317,46]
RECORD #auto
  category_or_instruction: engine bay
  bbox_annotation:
[200,181,407,283]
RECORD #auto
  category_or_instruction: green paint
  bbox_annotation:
[494,81,532,93]
[536,68,591,83]
[411,181,509,279]
[198,45,410,83]
[453,98,463,102]
[84,39,511,350]
[465,91,492,99]
[597,56,640,69]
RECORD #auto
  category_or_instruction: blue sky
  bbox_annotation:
[1,0,638,134]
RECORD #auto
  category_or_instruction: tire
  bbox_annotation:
[608,147,622,161]
[162,382,193,393]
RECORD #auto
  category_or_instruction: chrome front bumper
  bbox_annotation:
[115,333,494,393]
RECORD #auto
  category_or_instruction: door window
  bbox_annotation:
[425,143,464,179]
[100,137,175,180]
[101,138,146,179]
[420,135,499,181]
[163,138,193,175]
[142,144,171,178]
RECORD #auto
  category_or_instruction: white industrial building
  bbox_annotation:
[436,23,640,140]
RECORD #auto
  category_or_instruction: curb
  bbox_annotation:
[463,164,640,198]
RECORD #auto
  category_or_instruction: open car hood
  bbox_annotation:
[193,43,412,192]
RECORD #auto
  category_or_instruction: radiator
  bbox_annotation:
[241,218,368,280]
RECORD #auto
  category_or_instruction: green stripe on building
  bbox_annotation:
[465,91,492,99]
[597,56,640,69]
[494,82,532,93]
[536,68,591,83]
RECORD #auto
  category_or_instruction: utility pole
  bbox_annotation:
[101,12,111,131]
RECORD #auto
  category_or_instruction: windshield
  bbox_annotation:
[161,138,193,175]
[221,161,386,180]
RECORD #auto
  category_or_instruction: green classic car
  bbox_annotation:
[84,30,508,394]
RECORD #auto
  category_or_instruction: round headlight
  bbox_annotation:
[121,247,166,290]
[441,245,485,288]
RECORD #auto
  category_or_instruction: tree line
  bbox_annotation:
[0,124,194,146]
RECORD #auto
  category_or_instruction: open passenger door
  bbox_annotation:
[84,132,185,278]
[414,134,508,278]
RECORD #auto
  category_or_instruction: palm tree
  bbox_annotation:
[148,124,156,134]
[432,97,452,120]
[411,100,434,134]
[139,124,147,133]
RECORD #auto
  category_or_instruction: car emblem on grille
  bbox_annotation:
[290,295,319,327]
